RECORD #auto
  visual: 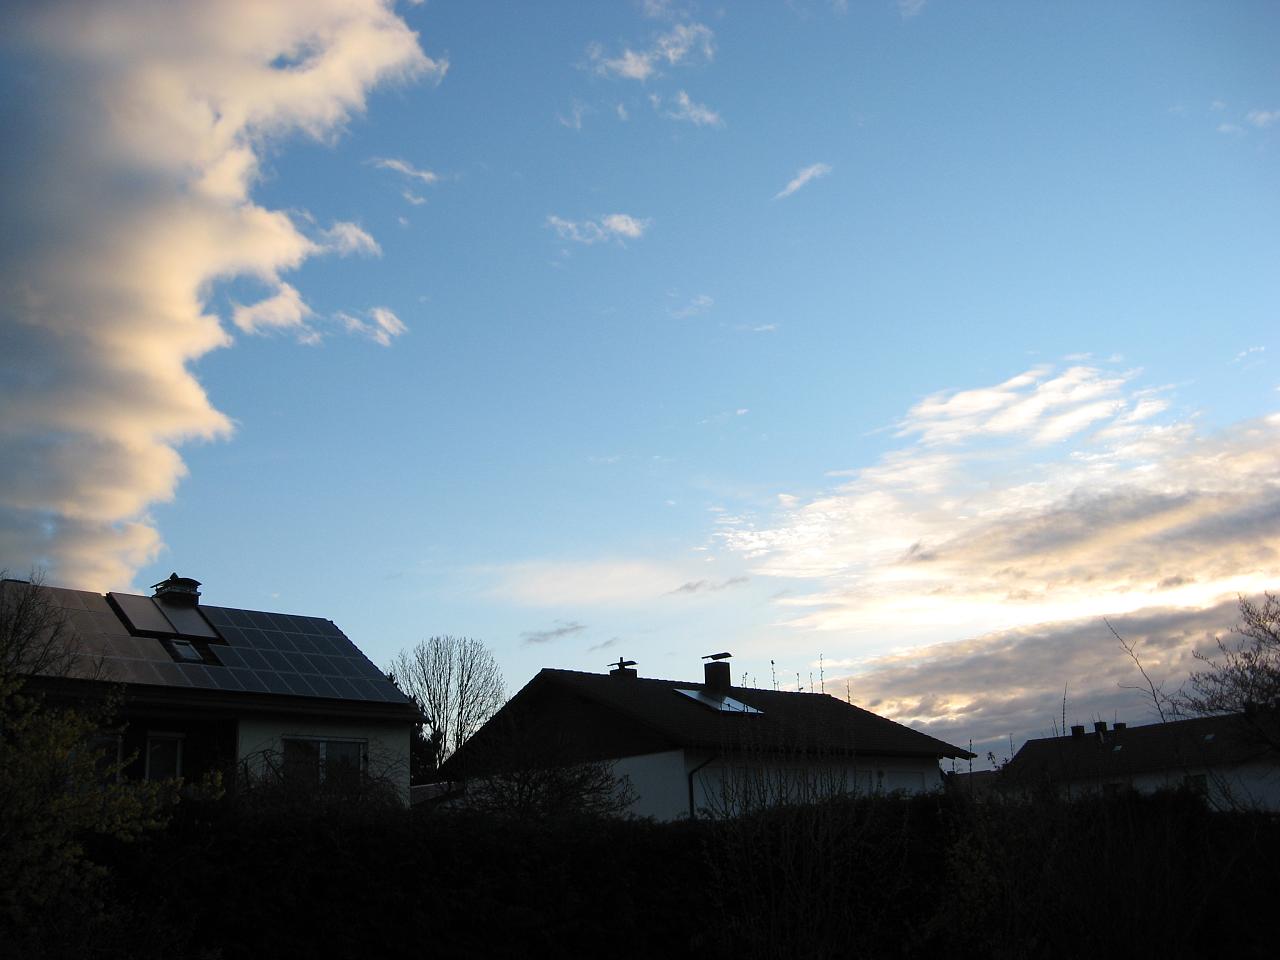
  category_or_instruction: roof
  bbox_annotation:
[1003,714,1274,785]
[3,579,413,715]
[445,667,972,776]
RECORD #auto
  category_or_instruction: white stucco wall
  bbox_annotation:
[1064,761,1280,811]
[611,750,944,821]
[237,714,411,804]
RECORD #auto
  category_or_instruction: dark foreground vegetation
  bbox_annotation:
[3,787,1274,960]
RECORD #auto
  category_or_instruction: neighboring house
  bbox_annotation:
[3,574,418,803]
[440,655,973,820]
[1002,715,1280,811]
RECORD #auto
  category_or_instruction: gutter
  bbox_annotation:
[687,752,716,820]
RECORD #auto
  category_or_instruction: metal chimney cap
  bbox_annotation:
[151,572,202,605]
[702,651,732,661]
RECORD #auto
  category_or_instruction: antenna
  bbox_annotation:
[702,652,732,661]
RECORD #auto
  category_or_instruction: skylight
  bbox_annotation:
[675,688,762,714]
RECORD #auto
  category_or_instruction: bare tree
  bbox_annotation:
[387,635,505,775]
[1178,592,1280,752]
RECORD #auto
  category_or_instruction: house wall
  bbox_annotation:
[612,750,945,821]
[1061,761,1280,811]
[237,715,411,804]
[690,754,943,819]
[611,749,692,821]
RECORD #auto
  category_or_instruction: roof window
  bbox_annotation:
[168,639,204,664]
[676,688,762,714]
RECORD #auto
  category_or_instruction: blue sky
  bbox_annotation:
[3,0,1278,761]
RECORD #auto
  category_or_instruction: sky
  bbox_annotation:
[2,0,1278,764]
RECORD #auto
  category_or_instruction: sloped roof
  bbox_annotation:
[1004,714,1273,784]
[472,667,973,762]
[3,579,411,712]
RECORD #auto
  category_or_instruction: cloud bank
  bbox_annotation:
[716,363,1280,752]
[0,0,433,589]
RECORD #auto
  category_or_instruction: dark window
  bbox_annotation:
[145,734,183,780]
[282,738,366,792]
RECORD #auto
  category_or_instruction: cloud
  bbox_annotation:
[1247,109,1279,129]
[897,0,927,17]
[668,576,749,595]
[837,598,1244,762]
[371,156,440,185]
[547,213,650,245]
[1218,123,1244,135]
[671,293,713,319]
[338,307,408,347]
[588,637,621,652]
[774,162,833,200]
[521,619,587,645]
[558,100,590,130]
[718,362,1280,652]
[320,222,381,258]
[1233,346,1265,364]
[0,0,432,590]
[589,22,714,81]
[663,90,723,127]
[488,560,688,607]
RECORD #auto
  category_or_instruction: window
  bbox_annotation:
[282,738,366,791]
[168,639,204,663]
[145,733,184,780]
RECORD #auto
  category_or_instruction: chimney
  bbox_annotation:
[608,658,637,679]
[1093,721,1108,735]
[1113,722,1126,733]
[1070,725,1085,738]
[152,572,201,606]
[702,652,732,692]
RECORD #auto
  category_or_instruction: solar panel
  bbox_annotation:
[108,592,174,635]
[156,601,219,640]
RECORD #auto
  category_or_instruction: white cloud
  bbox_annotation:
[589,22,714,81]
[664,90,723,127]
[0,0,431,589]
[671,293,714,319]
[547,213,650,244]
[718,362,1280,651]
[339,307,408,347]
[774,162,833,200]
[320,221,381,258]
[371,157,440,184]
[616,103,630,121]
[897,0,927,17]
[1218,123,1244,135]
[1247,109,1279,128]
[558,100,589,130]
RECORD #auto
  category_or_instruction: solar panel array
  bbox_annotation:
[39,585,408,706]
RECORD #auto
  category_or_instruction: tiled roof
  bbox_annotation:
[522,668,972,759]
[1004,714,1272,784]
[6,580,410,709]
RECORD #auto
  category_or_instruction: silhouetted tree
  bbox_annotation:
[387,635,504,777]
[1179,592,1280,751]
[0,573,177,946]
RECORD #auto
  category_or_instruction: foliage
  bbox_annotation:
[0,574,178,950]
[387,635,504,777]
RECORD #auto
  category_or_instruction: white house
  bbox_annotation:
[441,655,973,820]
[4,574,418,803]
[1003,715,1280,811]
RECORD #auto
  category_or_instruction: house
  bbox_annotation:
[1002,715,1280,811]
[2,573,419,803]
[439,654,973,820]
